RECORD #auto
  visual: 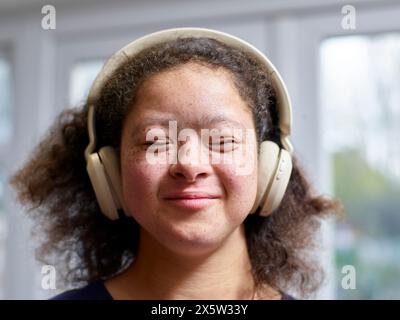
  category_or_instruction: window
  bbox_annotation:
[0,56,12,300]
[320,33,400,299]
[0,57,12,145]
[69,60,104,106]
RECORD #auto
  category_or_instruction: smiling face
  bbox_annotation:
[120,62,258,256]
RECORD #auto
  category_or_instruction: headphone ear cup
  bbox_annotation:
[259,148,292,217]
[249,141,293,217]
[249,141,280,214]
[98,146,128,215]
[86,152,119,220]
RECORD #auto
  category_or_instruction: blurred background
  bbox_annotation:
[0,0,399,299]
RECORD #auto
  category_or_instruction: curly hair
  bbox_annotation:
[9,37,342,298]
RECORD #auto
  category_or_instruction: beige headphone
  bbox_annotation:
[84,27,294,220]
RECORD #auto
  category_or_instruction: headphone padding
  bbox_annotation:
[86,153,119,220]
[249,141,280,214]
[259,148,292,216]
[98,146,128,215]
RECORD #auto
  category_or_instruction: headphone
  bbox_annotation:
[84,27,294,220]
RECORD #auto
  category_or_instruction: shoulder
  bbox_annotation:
[255,284,296,300]
[49,281,113,300]
[281,292,296,300]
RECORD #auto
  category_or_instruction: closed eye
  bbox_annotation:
[143,140,171,151]
[210,139,238,152]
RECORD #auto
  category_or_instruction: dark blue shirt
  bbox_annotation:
[50,281,296,300]
[50,281,113,300]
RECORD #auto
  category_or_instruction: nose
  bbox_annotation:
[169,138,212,182]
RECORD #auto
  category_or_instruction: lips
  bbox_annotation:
[164,191,221,210]
[164,191,220,200]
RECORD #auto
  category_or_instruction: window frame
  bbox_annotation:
[275,4,400,299]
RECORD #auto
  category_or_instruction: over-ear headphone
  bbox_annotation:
[84,27,294,220]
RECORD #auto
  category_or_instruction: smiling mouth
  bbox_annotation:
[164,197,219,210]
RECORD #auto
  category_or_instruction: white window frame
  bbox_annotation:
[273,3,400,299]
[0,45,13,301]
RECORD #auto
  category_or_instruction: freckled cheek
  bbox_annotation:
[224,141,258,191]
[219,151,258,220]
[219,163,257,205]
[121,159,164,210]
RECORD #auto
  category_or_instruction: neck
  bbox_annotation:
[106,224,257,299]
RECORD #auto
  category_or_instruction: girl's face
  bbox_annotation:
[120,62,258,256]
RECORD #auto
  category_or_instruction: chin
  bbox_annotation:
[161,226,228,256]
[168,241,223,257]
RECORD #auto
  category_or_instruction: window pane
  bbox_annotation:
[320,33,400,299]
[69,60,104,106]
[0,58,12,145]
[0,55,11,299]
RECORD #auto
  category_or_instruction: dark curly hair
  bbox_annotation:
[9,37,342,298]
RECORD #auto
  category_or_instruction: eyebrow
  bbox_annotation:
[131,114,247,133]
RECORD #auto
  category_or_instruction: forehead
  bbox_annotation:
[125,62,254,130]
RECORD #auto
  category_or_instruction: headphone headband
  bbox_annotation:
[85,27,293,155]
